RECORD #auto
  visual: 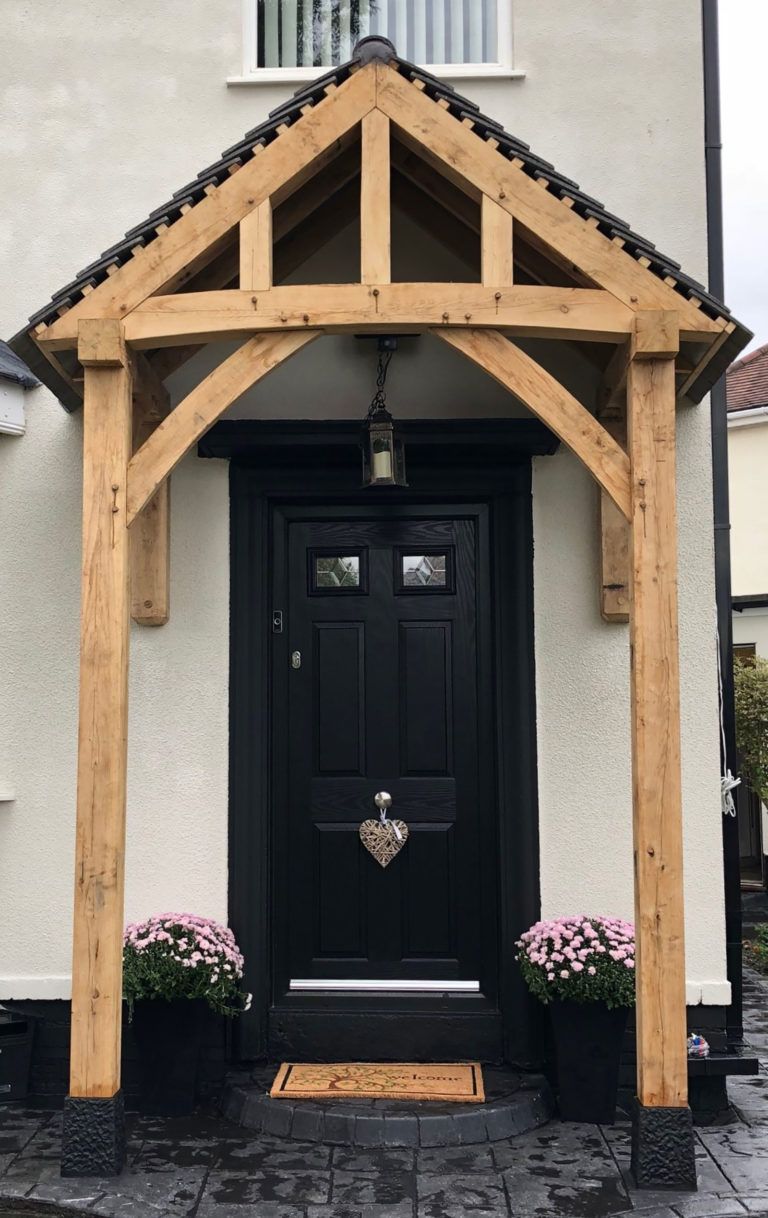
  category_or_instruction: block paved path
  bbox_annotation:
[1,968,766,1218]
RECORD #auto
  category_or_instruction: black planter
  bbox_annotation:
[549,999,629,1124]
[130,998,208,1117]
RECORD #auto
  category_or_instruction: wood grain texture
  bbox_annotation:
[481,195,513,287]
[130,357,171,626]
[240,200,273,291]
[124,284,635,347]
[361,110,391,284]
[375,64,721,342]
[126,329,321,523]
[435,328,632,520]
[70,354,133,1098]
[628,355,688,1108]
[599,417,630,622]
[40,67,375,348]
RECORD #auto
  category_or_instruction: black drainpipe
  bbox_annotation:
[702,0,743,1041]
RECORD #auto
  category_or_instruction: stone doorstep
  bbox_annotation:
[221,1068,554,1148]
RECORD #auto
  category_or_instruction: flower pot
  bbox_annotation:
[549,999,628,1124]
[130,998,208,1117]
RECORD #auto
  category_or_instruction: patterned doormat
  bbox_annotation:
[270,1062,485,1103]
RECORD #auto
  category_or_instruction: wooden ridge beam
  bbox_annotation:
[375,63,722,343]
[435,327,632,520]
[361,110,391,284]
[123,285,636,347]
[39,67,376,349]
[127,329,320,523]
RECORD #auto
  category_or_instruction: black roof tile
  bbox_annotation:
[13,32,744,368]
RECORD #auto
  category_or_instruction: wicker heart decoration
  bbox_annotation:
[359,818,409,868]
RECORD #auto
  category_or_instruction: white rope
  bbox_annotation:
[717,624,740,817]
[380,808,403,841]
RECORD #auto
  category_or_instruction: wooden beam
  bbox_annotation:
[124,284,636,347]
[39,67,376,349]
[239,200,273,291]
[435,327,632,519]
[361,110,391,284]
[375,63,722,341]
[598,340,631,417]
[599,418,630,622]
[70,322,132,1100]
[130,354,171,626]
[481,195,513,287]
[127,329,320,523]
[628,351,688,1108]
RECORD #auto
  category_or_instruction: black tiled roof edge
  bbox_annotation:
[0,340,40,388]
[8,35,750,409]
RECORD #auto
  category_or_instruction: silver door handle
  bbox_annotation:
[374,791,392,812]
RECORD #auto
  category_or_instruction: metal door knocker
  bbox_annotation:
[359,791,409,868]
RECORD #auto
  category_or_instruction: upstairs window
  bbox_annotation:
[238,1,515,80]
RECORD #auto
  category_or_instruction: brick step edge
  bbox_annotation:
[220,1079,554,1147]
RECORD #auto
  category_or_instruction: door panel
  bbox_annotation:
[273,507,494,999]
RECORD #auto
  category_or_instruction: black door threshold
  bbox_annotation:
[222,1066,553,1148]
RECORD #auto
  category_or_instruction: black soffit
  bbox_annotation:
[198,418,559,465]
[9,35,749,406]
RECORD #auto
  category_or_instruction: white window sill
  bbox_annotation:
[227,64,526,86]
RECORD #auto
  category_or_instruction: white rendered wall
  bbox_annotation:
[0,0,728,1005]
[728,418,768,597]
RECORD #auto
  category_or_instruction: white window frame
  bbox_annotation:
[228,0,524,84]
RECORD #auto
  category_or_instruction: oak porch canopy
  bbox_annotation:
[10,35,750,1179]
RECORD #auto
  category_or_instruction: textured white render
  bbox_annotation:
[0,0,728,1004]
[729,418,768,597]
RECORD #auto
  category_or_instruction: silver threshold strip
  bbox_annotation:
[289,979,481,992]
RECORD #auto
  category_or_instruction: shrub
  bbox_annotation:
[516,915,636,1009]
[123,913,248,1016]
[744,924,768,976]
[733,655,768,804]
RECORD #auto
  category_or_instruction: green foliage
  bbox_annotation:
[744,924,768,976]
[734,655,768,804]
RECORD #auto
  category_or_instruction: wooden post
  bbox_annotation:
[131,355,171,626]
[360,109,391,284]
[63,319,132,1176]
[240,199,273,291]
[481,195,513,286]
[600,417,630,622]
[627,312,695,1187]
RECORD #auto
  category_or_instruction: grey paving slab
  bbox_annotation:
[214,1135,331,1172]
[417,1170,507,1212]
[197,1203,304,1218]
[332,1169,414,1206]
[205,1169,331,1206]
[87,1168,207,1217]
[501,1167,631,1217]
[332,1148,416,1172]
[667,1198,748,1216]
[309,1205,415,1218]
[416,1143,495,1172]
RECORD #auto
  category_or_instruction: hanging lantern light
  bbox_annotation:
[361,338,407,487]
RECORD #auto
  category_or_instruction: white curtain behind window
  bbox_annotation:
[256,0,497,68]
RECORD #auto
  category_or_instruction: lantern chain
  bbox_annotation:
[366,348,394,418]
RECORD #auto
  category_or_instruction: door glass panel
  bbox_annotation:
[314,554,360,589]
[401,553,447,588]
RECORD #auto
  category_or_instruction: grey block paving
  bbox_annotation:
[0,966,766,1218]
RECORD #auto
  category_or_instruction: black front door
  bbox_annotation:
[270,503,500,1058]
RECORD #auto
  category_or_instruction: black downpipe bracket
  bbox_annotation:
[702,0,743,1040]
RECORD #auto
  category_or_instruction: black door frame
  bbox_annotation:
[206,419,556,1065]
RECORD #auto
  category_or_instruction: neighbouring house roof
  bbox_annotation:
[727,342,768,412]
[0,340,39,389]
[7,36,751,409]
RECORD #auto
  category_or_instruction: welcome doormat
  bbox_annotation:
[270,1062,485,1103]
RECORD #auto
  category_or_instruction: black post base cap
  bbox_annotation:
[630,1097,697,1190]
[61,1090,126,1177]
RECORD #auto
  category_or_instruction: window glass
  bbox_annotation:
[401,553,448,588]
[314,554,361,589]
[256,0,500,70]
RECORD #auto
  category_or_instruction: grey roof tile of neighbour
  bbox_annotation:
[727,342,768,411]
[0,340,39,388]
